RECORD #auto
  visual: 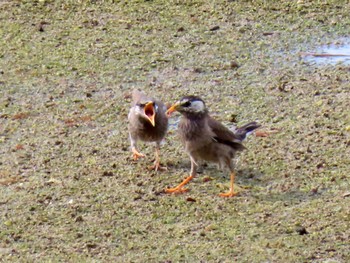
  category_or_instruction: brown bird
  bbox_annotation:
[165,96,260,197]
[128,89,168,171]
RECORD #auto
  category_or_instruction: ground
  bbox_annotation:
[0,0,349,262]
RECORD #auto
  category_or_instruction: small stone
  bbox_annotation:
[230,61,240,69]
[186,197,196,202]
[86,243,97,249]
[193,67,203,73]
[102,171,114,177]
[229,114,238,123]
[177,27,185,32]
[210,25,220,31]
[295,226,308,235]
[75,215,84,222]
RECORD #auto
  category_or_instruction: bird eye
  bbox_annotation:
[182,101,191,107]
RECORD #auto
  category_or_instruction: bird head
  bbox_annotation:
[135,101,157,126]
[166,96,207,118]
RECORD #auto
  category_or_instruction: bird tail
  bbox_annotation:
[233,121,261,141]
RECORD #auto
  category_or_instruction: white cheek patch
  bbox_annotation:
[134,105,143,116]
[190,100,205,112]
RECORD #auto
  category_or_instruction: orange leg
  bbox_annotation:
[165,155,197,193]
[165,176,194,194]
[148,146,167,171]
[219,171,238,197]
[165,156,197,194]
[132,147,145,160]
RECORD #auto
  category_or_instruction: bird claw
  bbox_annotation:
[132,149,145,160]
[165,175,193,194]
[219,191,238,198]
[148,163,168,172]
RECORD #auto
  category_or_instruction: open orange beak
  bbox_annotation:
[144,102,156,127]
[166,102,179,117]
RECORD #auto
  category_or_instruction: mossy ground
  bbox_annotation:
[1,0,349,262]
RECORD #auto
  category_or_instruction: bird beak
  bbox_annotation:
[144,102,156,127]
[166,102,180,117]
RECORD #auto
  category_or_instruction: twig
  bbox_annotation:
[300,52,350,57]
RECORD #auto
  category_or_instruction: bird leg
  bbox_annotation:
[132,147,145,160]
[219,171,238,197]
[129,134,145,160]
[148,143,167,171]
[165,156,197,194]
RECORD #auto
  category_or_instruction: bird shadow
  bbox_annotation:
[166,160,326,204]
[167,159,264,186]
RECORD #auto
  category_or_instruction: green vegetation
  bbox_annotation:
[1,0,349,262]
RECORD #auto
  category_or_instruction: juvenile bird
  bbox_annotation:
[128,89,168,171]
[165,96,260,197]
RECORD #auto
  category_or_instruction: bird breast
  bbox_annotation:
[179,118,212,151]
[128,106,168,142]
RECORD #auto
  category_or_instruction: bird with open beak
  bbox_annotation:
[165,96,260,197]
[128,89,168,171]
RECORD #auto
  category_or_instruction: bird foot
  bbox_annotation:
[219,191,238,198]
[165,176,193,194]
[165,187,189,194]
[132,149,145,160]
[148,162,168,172]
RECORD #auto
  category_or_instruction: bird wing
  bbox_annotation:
[208,116,245,151]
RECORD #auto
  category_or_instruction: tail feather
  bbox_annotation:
[234,121,261,141]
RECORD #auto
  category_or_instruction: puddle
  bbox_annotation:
[302,39,350,65]
[168,115,180,132]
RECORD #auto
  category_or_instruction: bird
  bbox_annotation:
[128,89,168,171]
[165,95,260,197]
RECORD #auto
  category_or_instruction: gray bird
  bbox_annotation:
[128,89,168,171]
[165,96,260,197]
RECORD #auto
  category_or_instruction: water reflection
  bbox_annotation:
[303,40,350,65]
